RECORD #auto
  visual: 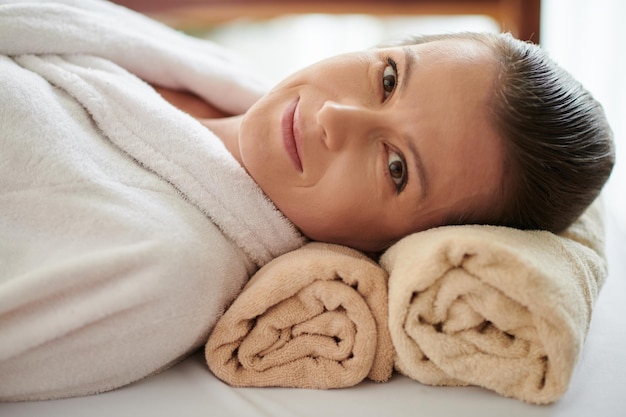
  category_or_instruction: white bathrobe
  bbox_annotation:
[0,0,305,401]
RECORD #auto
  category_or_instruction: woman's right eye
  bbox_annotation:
[388,149,407,193]
[382,58,398,101]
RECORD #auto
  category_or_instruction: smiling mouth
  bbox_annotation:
[281,97,303,172]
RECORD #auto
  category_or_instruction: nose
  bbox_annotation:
[316,100,382,150]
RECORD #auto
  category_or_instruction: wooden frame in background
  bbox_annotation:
[112,0,541,43]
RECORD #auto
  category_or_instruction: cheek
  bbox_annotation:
[238,98,283,181]
[287,173,379,241]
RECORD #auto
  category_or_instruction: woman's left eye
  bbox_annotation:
[382,58,398,100]
[388,149,407,192]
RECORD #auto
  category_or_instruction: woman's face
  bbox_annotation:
[236,38,504,252]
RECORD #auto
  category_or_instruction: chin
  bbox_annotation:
[311,233,390,256]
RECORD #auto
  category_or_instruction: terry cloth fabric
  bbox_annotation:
[0,0,304,401]
[379,199,607,404]
[205,242,394,388]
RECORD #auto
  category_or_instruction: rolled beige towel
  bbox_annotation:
[205,242,394,388]
[379,200,607,404]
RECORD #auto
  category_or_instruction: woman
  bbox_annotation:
[0,0,614,401]
[175,32,615,253]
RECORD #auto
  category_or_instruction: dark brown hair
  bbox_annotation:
[393,32,615,232]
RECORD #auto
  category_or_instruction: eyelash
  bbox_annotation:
[382,57,398,101]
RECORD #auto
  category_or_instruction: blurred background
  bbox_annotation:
[118,0,625,233]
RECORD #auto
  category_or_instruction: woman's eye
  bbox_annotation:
[388,150,407,192]
[382,58,398,100]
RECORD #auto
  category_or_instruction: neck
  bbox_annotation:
[199,116,244,166]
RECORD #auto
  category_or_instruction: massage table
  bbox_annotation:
[1,207,624,416]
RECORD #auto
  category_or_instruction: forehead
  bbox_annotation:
[396,37,496,62]
[380,38,498,94]
[410,38,498,127]
[375,38,498,121]
[393,39,503,229]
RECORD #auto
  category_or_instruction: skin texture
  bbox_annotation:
[167,39,505,252]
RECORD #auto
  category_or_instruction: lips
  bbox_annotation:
[281,97,303,172]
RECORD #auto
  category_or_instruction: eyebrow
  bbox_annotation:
[400,46,416,95]
[399,47,428,200]
[407,138,428,201]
